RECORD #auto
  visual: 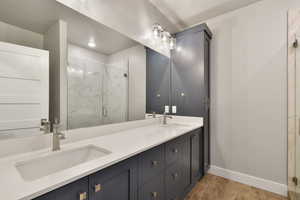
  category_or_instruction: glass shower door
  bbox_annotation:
[67,57,105,129]
[102,60,129,125]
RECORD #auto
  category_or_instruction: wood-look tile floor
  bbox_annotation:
[185,174,287,200]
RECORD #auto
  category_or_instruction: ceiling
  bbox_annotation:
[149,0,262,29]
[0,0,137,55]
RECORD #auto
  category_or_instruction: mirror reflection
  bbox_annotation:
[0,0,168,139]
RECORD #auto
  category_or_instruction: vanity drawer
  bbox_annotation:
[139,145,164,184]
[165,164,184,200]
[138,173,164,200]
[34,177,89,200]
[165,136,185,166]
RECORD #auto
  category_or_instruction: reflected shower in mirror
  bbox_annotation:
[65,12,146,130]
[67,45,133,129]
[0,0,159,138]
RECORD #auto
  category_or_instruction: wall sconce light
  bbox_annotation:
[152,23,176,50]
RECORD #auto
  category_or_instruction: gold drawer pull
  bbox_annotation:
[79,192,87,200]
[94,184,102,192]
[151,191,158,198]
[151,160,158,166]
[172,173,178,180]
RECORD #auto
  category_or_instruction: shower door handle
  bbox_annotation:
[102,106,108,117]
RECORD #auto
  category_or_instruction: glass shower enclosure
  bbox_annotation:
[67,55,129,130]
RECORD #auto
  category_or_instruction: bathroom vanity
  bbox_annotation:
[35,129,202,200]
[0,116,203,200]
[0,1,210,200]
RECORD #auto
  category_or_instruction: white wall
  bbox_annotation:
[68,44,108,63]
[108,45,146,121]
[204,0,300,185]
[0,21,43,49]
[44,20,68,130]
[55,0,177,57]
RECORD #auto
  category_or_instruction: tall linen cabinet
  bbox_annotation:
[146,23,212,173]
[171,24,212,172]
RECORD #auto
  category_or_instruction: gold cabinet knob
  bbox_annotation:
[94,184,102,192]
[172,173,178,180]
[151,160,158,166]
[79,192,87,200]
[172,148,178,153]
[151,191,158,198]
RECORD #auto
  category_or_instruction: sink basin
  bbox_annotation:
[15,145,111,181]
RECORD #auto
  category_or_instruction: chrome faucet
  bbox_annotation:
[163,112,172,125]
[52,119,66,151]
[40,119,51,134]
[147,112,156,118]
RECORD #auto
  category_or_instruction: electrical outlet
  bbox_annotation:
[164,105,169,113]
[172,105,177,114]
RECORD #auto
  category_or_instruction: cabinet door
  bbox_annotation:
[89,158,138,200]
[171,30,206,117]
[138,145,164,184]
[165,135,190,199]
[203,36,211,173]
[146,48,171,114]
[34,177,89,200]
[138,173,164,200]
[190,129,204,183]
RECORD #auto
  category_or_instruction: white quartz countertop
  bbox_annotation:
[0,116,203,200]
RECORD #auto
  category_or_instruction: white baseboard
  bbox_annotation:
[208,165,288,197]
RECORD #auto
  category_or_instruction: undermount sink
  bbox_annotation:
[15,145,111,181]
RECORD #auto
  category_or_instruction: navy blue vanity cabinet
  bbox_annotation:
[171,24,212,174]
[138,145,164,184]
[33,128,204,200]
[137,145,165,200]
[190,128,204,184]
[34,177,89,200]
[89,158,138,200]
[146,47,171,114]
[138,173,165,200]
[165,135,190,200]
[146,23,212,174]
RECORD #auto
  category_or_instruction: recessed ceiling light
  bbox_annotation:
[88,39,96,48]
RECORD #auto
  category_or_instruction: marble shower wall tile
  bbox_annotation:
[67,56,106,129]
[67,44,129,129]
[67,44,107,129]
[103,60,129,125]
